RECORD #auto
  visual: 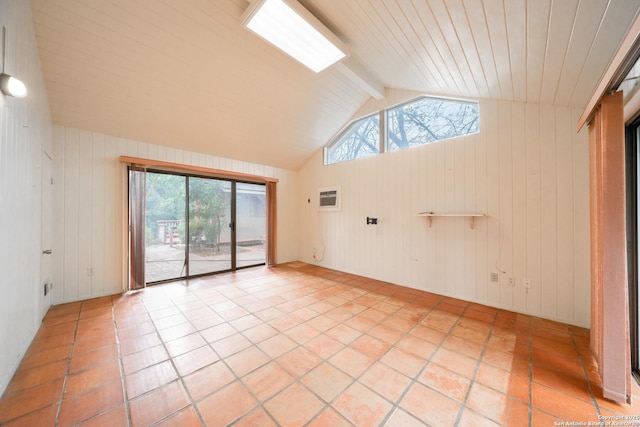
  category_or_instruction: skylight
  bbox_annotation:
[241,0,347,73]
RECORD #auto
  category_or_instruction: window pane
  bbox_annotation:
[236,183,266,268]
[188,177,231,276]
[386,97,479,151]
[145,172,187,283]
[326,114,380,165]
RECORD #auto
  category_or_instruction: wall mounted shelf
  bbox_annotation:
[417,212,486,229]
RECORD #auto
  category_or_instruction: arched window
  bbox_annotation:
[386,96,479,151]
[325,96,479,165]
[325,113,380,165]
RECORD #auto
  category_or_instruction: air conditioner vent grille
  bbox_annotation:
[318,187,340,211]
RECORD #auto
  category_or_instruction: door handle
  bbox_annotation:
[229,222,235,231]
[42,249,52,255]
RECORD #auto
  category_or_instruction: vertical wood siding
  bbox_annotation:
[52,126,299,304]
[0,0,53,394]
[298,98,590,327]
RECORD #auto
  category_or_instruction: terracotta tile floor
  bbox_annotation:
[2,262,640,426]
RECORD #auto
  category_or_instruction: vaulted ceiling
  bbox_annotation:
[30,0,640,170]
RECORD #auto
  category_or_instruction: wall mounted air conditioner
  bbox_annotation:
[318,186,341,211]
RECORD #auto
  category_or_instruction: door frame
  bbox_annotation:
[39,150,53,319]
[626,117,640,382]
[143,168,266,285]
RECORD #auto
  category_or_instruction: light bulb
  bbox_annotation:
[0,73,27,98]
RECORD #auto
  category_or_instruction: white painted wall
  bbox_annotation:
[0,0,53,394]
[298,94,590,327]
[52,126,299,304]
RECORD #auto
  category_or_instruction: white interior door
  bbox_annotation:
[39,151,53,319]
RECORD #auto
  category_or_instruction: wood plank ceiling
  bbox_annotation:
[29,0,640,170]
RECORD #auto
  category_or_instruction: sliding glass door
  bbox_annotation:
[187,177,232,276]
[627,120,640,381]
[142,170,265,284]
[145,172,187,283]
[236,183,266,268]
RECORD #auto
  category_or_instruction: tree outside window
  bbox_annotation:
[386,97,479,151]
[326,113,379,165]
[324,96,479,165]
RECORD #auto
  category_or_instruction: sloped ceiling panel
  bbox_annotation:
[31,0,368,170]
[31,0,640,170]
[310,0,640,107]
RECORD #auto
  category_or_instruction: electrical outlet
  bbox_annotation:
[87,267,94,276]
[523,278,531,288]
[490,273,499,282]
[507,277,514,286]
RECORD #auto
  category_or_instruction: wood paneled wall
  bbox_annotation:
[298,98,590,327]
[0,0,53,394]
[52,126,299,304]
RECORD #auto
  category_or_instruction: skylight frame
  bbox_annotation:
[241,0,348,73]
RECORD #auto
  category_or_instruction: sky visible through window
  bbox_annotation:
[326,114,380,165]
[386,97,479,151]
[325,96,479,165]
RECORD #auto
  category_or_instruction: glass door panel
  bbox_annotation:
[188,177,232,275]
[627,122,640,379]
[145,172,187,283]
[235,183,266,268]
[141,171,266,284]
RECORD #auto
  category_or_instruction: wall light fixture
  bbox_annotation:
[1,26,27,98]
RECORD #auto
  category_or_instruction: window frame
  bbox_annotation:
[384,95,480,153]
[324,95,479,166]
[324,112,382,165]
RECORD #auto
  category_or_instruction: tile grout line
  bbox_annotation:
[527,323,604,423]
[12,266,601,426]
[186,278,283,427]
[227,276,368,425]
[53,306,80,427]
[0,308,79,425]
[161,273,310,425]
[111,295,134,427]
[317,284,441,424]
[235,276,382,426]
[452,303,500,426]
[183,292,232,427]
[140,284,211,426]
[569,328,604,419]
[372,297,443,427]
[299,288,435,426]
[57,298,130,426]
[225,275,422,426]
[250,291,352,426]
[309,284,503,425]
